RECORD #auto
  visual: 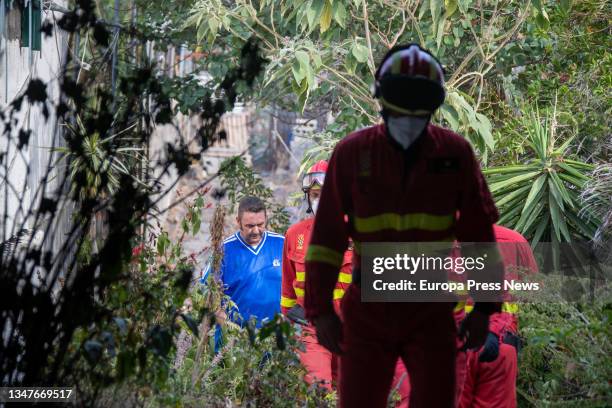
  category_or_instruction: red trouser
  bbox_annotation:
[391,350,468,407]
[339,285,457,408]
[459,343,518,408]
[298,325,338,390]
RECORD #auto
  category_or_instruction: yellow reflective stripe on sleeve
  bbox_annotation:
[281,296,297,308]
[306,245,344,267]
[502,302,519,314]
[338,272,352,284]
[296,271,305,282]
[463,302,517,315]
[354,213,454,233]
[454,301,466,313]
[294,287,305,297]
[333,289,345,300]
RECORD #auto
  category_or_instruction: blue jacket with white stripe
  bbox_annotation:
[201,230,284,327]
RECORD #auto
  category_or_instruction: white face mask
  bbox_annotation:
[386,116,429,149]
[311,198,320,214]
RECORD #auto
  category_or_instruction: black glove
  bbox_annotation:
[286,305,308,326]
[502,331,523,353]
[478,332,500,362]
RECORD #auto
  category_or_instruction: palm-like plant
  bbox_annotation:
[483,108,600,246]
[55,116,144,201]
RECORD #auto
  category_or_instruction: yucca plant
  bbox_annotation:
[483,108,600,246]
[55,116,144,201]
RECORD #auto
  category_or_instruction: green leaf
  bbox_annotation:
[192,212,201,235]
[333,1,347,28]
[295,50,310,72]
[515,191,545,232]
[535,11,550,30]
[157,232,170,256]
[352,42,369,63]
[531,214,550,247]
[457,0,470,13]
[520,174,547,216]
[445,0,458,16]
[419,0,430,20]
[522,202,544,235]
[431,0,442,26]
[557,162,588,182]
[549,172,574,209]
[306,2,317,30]
[489,171,540,193]
[320,0,333,33]
[495,184,531,207]
[436,14,447,49]
[548,178,565,211]
[549,190,564,241]
[440,104,460,130]
[498,201,524,226]
[560,0,572,13]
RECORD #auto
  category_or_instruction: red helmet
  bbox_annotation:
[302,160,328,192]
[374,44,445,115]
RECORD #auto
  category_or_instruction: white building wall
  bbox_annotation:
[0,1,69,249]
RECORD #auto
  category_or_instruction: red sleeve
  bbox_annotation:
[457,143,503,314]
[305,143,351,320]
[281,232,297,315]
[490,237,538,335]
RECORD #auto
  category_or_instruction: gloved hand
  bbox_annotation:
[314,312,343,354]
[458,309,490,351]
[478,332,500,362]
[286,305,308,325]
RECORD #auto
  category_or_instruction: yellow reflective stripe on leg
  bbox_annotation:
[294,287,305,297]
[502,302,519,314]
[338,272,352,284]
[281,296,297,308]
[296,271,305,282]
[333,289,345,300]
[306,245,344,267]
[353,213,454,233]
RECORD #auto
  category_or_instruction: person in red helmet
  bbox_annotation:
[458,224,538,408]
[389,224,538,408]
[280,160,353,390]
[304,44,504,408]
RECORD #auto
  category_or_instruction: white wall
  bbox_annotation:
[0,1,69,249]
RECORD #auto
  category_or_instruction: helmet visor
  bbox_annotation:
[302,172,325,191]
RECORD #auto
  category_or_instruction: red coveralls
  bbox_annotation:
[391,225,538,407]
[281,217,353,389]
[305,123,503,408]
[458,225,538,408]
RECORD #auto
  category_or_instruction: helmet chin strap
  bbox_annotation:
[305,192,314,214]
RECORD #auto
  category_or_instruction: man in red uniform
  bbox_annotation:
[304,44,504,408]
[281,160,353,390]
[458,224,538,408]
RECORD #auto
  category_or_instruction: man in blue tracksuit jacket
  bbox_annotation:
[201,196,284,342]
